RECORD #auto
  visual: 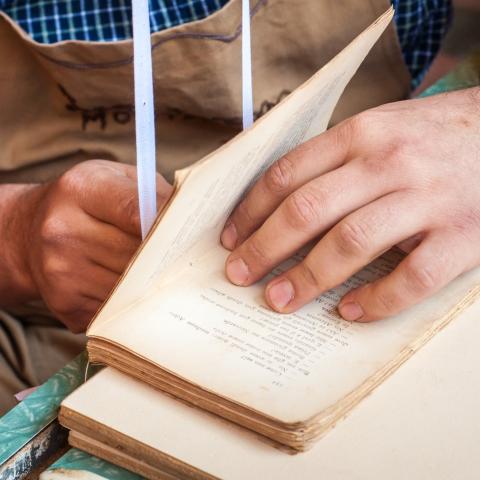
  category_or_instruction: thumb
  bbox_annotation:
[79,163,172,236]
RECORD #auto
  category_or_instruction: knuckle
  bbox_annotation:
[356,139,419,186]
[383,146,413,177]
[450,210,480,238]
[236,199,256,226]
[348,110,377,137]
[39,216,69,245]
[361,153,392,177]
[375,290,398,314]
[297,261,322,289]
[243,236,271,268]
[404,262,439,294]
[284,189,320,230]
[348,110,404,166]
[112,234,140,256]
[335,221,371,257]
[42,256,70,279]
[57,169,83,196]
[119,194,140,227]
[78,159,113,173]
[57,160,112,196]
[328,121,352,153]
[360,143,407,178]
[264,154,295,194]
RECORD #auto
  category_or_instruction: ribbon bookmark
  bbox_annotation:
[242,0,254,129]
[132,0,157,239]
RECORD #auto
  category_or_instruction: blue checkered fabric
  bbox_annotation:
[0,0,452,88]
[392,0,452,87]
[0,1,230,42]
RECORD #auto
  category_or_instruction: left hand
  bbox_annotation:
[220,87,480,322]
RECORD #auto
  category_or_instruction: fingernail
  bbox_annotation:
[226,258,250,285]
[339,302,364,321]
[267,279,295,310]
[221,222,238,250]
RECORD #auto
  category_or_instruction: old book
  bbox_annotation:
[74,8,480,454]
[61,367,344,480]
[59,339,480,480]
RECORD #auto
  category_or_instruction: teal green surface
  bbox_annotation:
[0,352,87,464]
[420,50,480,98]
[46,448,143,480]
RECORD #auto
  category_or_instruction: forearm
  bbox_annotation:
[0,184,39,306]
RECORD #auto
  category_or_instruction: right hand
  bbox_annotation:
[11,160,173,332]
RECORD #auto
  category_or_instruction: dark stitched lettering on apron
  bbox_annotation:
[59,84,133,130]
[0,0,409,182]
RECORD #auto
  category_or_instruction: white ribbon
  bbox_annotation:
[131,0,252,239]
[132,0,157,239]
[242,0,254,129]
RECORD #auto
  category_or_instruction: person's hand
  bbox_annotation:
[221,88,480,322]
[8,160,172,332]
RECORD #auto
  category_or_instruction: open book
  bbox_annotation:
[58,332,480,480]
[75,8,480,453]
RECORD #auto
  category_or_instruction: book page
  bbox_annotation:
[89,9,395,330]
[89,243,480,422]
[63,323,480,480]
[87,8,480,424]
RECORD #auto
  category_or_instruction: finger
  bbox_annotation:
[338,231,470,322]
[262,191,430,312]
[221,122,355,250]
[41,207,141,274]
[80,167,172,236]
[79,264,120,301]
[225,160,396,287]
[93,161,174,205]
[81,218,140,274]
[58,297,103,333]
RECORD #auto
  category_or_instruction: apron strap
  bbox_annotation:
[133,0,157,239]
[242,0,254,129]
[133,0,254,238]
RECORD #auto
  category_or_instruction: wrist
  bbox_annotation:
[0,184,43,305]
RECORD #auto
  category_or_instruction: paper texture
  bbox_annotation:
[88,9,395,331]
[89,246,480,423]
[63,302,480,480]
[86,8,480,427]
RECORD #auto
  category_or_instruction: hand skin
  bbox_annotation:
[221,87,480,322]
[0,160,173,332]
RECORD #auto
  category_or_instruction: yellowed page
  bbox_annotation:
[87,8,480,425]
[89,242,480,423]
[64,307,480,480]
[89,9,395,329]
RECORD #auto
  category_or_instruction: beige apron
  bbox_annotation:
[0,0,409,413]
